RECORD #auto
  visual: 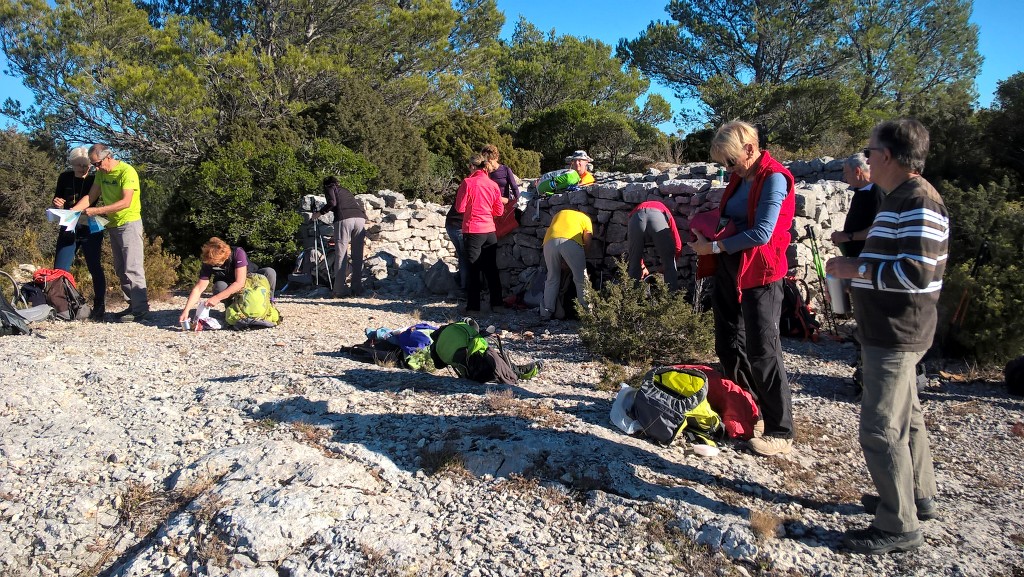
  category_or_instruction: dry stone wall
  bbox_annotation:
[300,157,858,304]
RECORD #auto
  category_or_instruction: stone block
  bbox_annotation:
[622,182,659,203]
[594,199,632,211]
[605,223,627,244]
[659,178,710,196]
[591,182,624,200]
[424,260,457,295]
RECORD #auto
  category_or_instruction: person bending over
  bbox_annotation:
[179,237,277,323]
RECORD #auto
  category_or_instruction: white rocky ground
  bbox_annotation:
[1,291,1022,577]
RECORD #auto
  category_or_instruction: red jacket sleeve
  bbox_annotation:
[455,180,469,214]
[667,212,682,256]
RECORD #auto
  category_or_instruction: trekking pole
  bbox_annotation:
[315,228,333,291]
[805,225,838,336]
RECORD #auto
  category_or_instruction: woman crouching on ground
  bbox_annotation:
[688,120,797,456]
[179,237,277,323]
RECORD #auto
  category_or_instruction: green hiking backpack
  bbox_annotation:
[224,273,281,329]
[535,169,581,195]
[630,365,724,447]
[429,321,489,378]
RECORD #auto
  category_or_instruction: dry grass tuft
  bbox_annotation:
[483,389,571,428]
[1011,422,1024,437]
[418,443,470,478]
[293,421,330,444]
[948,400,984,416]
[633,503,729,572]
[484,388,516,411]
[749,509,782,540]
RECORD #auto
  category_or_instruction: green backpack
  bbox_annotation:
[429,321,489,378]
[224,273,281,329]
[535,169,581,195]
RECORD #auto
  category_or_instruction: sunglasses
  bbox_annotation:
[725,158,738,169]
[863,147,884,158]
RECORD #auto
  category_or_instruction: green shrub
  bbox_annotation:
[70,234,179,304]
[578,261,715,365]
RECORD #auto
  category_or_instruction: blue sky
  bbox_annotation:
[1,0,1021,132]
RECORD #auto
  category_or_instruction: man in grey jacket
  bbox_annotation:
[826,118,948,555]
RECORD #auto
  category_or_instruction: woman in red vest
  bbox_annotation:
[689,120,796,456]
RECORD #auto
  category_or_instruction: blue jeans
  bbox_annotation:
[54,228,106,309]
[446,225,468,289]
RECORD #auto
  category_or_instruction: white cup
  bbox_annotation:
[826,274,848,314]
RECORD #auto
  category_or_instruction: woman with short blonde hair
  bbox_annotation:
[51,145,105,319]
[689,120,797,456]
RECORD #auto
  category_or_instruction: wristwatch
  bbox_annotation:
[711,241,721,254]
[857,262,870,279]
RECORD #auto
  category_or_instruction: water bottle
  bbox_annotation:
[718,167,726,184]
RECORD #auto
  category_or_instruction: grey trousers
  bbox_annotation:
[542,238,587,319]
[333,218,366,296]
[860,346,937,533]
[108,219,148,314]
[627,208,679,291]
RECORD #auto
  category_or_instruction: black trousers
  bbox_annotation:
[463,232,501,311]
[711,254,794,438]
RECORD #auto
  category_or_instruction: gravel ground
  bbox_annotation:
[1,290,1022,577]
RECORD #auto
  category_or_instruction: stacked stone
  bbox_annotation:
[295,158,856,305]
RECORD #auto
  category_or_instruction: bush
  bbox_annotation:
[70,234,179,304]
[578,261,715,365]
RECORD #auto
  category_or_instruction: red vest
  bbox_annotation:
[702,150,795,297]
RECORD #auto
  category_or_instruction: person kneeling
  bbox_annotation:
[180,237,278,328]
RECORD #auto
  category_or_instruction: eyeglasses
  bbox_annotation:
[863,147,884,158]
[725,158,739,169]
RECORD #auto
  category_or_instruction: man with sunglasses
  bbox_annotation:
[69,144,149,322]
[826,119,948,555]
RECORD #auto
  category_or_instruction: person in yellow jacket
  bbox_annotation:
[541,208,592,321]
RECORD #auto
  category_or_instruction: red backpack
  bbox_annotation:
[32,269,89,321]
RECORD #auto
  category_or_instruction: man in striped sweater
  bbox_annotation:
[826,118,949,555]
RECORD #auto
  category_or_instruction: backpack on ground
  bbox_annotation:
[535,169,581,195]
[33,269,89,321]
[429,319,521,384]
[629,365,725,447]
[1,284,32,336]
[779,275,820,341]
[224,273,281,329]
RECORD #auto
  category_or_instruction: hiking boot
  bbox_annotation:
[515,360,543,380]
[861,494,938,521]
[88,307,106,322]
[753,419,765,438]
[116,311,149,323]
[843,526,924,554]
[749,436,793,456]
[112,307,132,318]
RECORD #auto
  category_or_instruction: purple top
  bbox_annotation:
[199,246,252,283]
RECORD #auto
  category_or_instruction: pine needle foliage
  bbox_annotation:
[578,261,715,365]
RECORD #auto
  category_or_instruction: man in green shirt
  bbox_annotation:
[70,144,149,322]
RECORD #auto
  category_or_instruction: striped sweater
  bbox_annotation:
[850,176,949,351]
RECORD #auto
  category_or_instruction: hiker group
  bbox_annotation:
[29,117,949,556]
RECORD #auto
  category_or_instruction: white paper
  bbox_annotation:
[46,209,108,232]
[195,300,221,330]
[610,384,641,434]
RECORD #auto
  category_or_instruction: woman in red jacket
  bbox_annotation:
[689,120,796,457]
[455,153,505,313]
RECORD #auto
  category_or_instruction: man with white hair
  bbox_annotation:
[565,150,596,186]
[830,152,884,257]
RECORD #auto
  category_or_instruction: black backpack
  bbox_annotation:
[779,276,820,341]
[34,271,90,321]
[1,286,31,336]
